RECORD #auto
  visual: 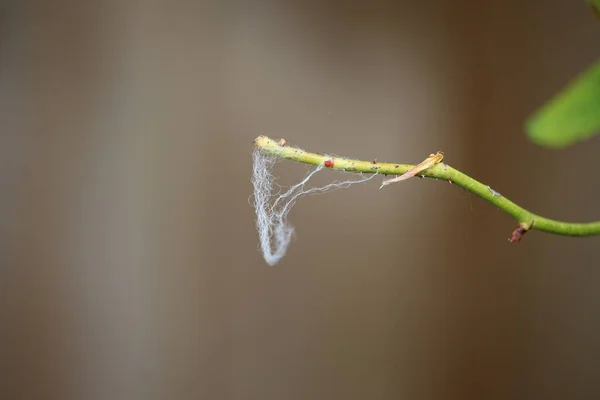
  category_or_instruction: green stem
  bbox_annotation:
[253,135,600,241]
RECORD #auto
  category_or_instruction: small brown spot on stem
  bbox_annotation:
[324,159,335,168]
[508,225,528,243]
[371,159,377,164]
[278,138,287,146]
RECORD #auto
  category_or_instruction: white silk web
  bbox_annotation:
[251,149,377,265]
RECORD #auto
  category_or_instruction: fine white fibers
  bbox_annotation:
[251,149,376,265]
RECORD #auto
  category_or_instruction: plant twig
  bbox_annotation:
[253,135,600,241]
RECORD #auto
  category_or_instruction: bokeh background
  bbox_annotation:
[1,1,600,399]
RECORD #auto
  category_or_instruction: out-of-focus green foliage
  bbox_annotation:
[587,0,600,17]
[525,60,600,149]
[525,2,599,149]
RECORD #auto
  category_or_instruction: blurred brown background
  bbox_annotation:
[1,0,600,399]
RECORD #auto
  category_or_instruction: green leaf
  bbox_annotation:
[525,59,600,149]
